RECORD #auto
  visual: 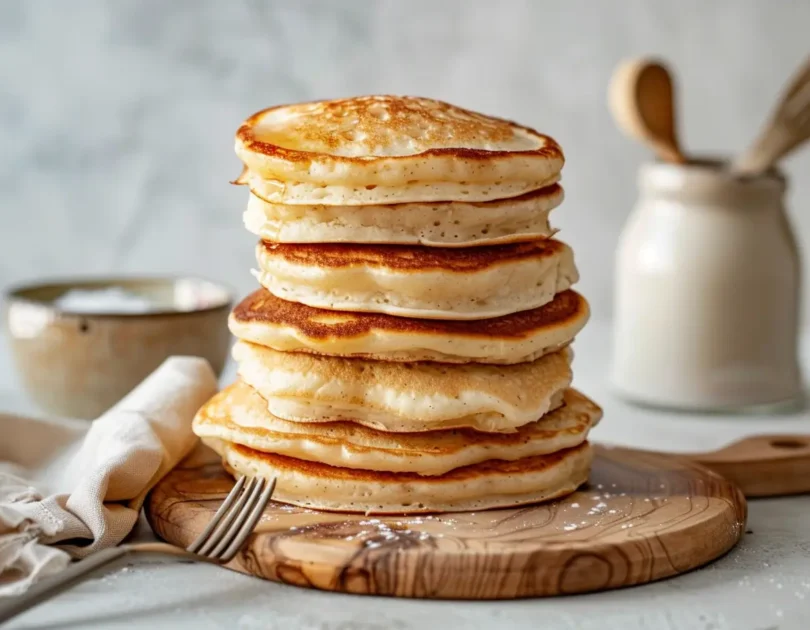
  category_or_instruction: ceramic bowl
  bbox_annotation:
[4,276,233,419]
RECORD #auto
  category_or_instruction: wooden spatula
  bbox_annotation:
[609,58,686,163]
[732,55,810,176]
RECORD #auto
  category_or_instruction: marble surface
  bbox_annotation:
[2,0,810,323]
[2,320,810,630]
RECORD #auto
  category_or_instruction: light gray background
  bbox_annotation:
[1,0,809,321]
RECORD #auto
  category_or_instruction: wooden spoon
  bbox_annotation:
[609,58,686,163]
[732,55,810,176]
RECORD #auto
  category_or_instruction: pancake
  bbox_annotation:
[253,239,578,320]
[243,184,562,247]
[234,95,564,205]
[204,438,592,514]
[229,289,589,364]
[233,340,573,433]
[193,382,601,476]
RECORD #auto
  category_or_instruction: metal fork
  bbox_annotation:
[0,476,276,625]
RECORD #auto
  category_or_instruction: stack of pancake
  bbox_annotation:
[193,95,602,514]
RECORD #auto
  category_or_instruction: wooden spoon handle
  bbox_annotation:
[732,120,810,175]
[685,434,810,497]
[732,56,810,175]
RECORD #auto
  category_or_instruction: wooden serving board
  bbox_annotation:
[146,443,746,599]
[685,434,810,497]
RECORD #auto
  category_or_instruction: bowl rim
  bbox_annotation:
[3,274,235,318]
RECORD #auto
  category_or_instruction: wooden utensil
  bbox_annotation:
[732,55,810,176]
[147,443,746,599]
[608,58,686,163]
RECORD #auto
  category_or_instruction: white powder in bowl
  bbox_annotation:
[53,287,155,314]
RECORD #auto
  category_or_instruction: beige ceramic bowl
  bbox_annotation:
[4,276,233,419]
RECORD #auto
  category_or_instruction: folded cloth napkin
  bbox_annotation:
[0,356,217,596]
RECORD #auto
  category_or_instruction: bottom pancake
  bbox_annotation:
[203,438,593,514]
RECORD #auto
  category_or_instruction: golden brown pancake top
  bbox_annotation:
[259,239,567,272]
[231,289,587,340]
[236,95,564,162]
[230,442,589,483]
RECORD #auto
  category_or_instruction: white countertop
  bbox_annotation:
[2,320,810,630]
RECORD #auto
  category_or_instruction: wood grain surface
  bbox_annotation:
[146,443,747,599]
[687,434,810,497]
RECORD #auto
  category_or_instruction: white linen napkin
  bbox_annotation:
[0,356,217,596]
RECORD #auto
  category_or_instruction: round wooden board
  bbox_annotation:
[146,443,747,599]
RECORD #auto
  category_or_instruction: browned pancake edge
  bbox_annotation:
[230,288,588,341]
[229,441,591,483]
[258,239,569,272]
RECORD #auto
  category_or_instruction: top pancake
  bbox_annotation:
[234,95,564,205]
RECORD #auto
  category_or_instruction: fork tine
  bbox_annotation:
[197,477,263,556]
[207,477,268,559]
[219,478,276,562]
[186,475,247,554]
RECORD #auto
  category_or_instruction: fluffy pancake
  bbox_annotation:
[233,340,573,432]
[234,95,564,205]
[204,438,592,514]
[229,289,589,364]
[254,239,578,320]
[243,185,562,247]
[193,382,601,476]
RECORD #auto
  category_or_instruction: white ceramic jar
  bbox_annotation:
[611,160,803,411]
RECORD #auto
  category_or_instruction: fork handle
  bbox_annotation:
[0,546,131,625]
